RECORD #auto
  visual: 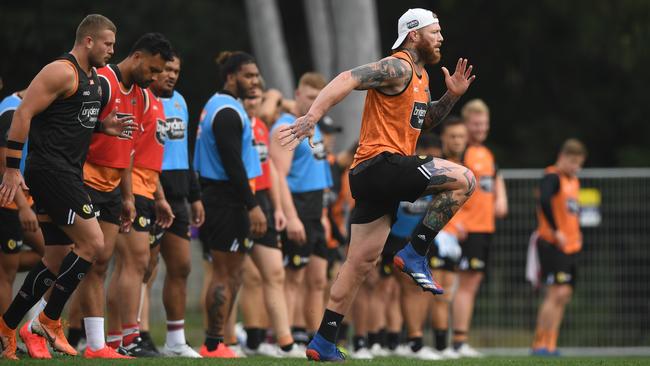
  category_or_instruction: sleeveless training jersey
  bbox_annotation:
[0,93,32,209]
[537,166,582,254]
[160,90,189,171]
[352,50,430,168]
[452,144,497,233]
[194,92,261,181]
[132,89,165,198]
[272,113,332,193]
[252,116,271,191]
[26,53,101,176]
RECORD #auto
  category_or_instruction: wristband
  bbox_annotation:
[6,140,24,151]
[6,157,21,169]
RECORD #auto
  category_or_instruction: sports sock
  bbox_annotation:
[386,332,400,351]
[166,319,186,347]
[245,327,263,350]
[317,309,344,344]
[367,332,380,347]
[378,328,387,347]
[410,222,438,256]
[353,335,367,351]
[43,251,91,320]
[84,317,105,352]
[204,334,223,352]
[337,322,349,344]
[27,298,48,329]
[453,329,467,350]
[67,327,85,348]
[434,328,448,351]
[107,331,122,349]
[2,260,56,329]
[408,336,423,352]
[122,323,140,346]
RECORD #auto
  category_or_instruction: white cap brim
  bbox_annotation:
[391,33,408,50]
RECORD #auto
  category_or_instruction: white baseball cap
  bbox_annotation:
[391,8,439,50]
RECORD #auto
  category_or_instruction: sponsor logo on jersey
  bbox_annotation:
[158,117,186,142]
[479,175,495,193]
[154,118,167,145]
[253,139,269,163]
[410,102,428,129]
[311,140,327,160]
[567,199,579,215]
[78,101,101,129]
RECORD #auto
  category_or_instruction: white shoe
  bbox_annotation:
[229,344,247,358]
[161,343,202,358]
[235,322,247,346]
[369,343,390,357]
[407,346,443,360]
[242,342,277,357]
[394,344,412,357]
[350,346,374,359]
[456,343,483,358]
[441,347,460,359]
[275,344,306,358]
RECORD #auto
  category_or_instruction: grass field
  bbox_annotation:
[11,356,650,365]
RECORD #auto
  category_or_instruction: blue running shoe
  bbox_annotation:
[394,243,444,294]
[306,333,346,362]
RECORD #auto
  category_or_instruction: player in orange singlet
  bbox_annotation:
[278,8,476,361]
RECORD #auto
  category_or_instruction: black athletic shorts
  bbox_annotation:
[251,189,279,249]
[538,238,578,287]
[25,168,97,226]
[379,233,409,277]
[0,208,23,254]
[428,238,458,272]
[133,195,154,233]
[282,218,327,269]
[349,153,432,224]
[458,233,492,273]
[200,185,253,254]
[85,184,121,226]
[152,198,191,248]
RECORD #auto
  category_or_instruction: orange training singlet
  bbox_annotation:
[351,51,430,168]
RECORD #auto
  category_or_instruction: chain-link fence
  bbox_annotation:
[472,168,650,347]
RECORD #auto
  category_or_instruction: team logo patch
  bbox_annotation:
[409,102,428,129]
[383,264,393,275]
[253,139,269,163]
[556,271,571,283]
[155,118,167,145]
[479,176,495,193]
[78,101,101,129]
[82,204,93,215]
[419,155,427,159]
[138,216,147,228]
[244,238,253,249]
[7,239,17,250]
[311,140,327,160]
[292,255,302,267]
[430,256,444,268]
[407,20,419,29]
[470,258,485,269]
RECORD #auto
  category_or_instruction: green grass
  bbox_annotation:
[12,356,650,365]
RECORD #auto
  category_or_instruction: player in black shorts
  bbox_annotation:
[0,15,136,360]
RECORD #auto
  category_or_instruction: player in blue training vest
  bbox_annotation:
[268,72,332,346]
[193,51,266,358]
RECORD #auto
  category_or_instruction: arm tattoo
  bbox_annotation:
[423,191,461,231]
[464,169,476,197]
[423,91,459,131]
[350,58,411,91]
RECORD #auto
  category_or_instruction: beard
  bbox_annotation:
[235,78,252,99]
[416,41,441,65]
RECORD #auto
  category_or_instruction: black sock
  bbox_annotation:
[387,332,400,351]
[67,327,85,348]
[43,252,92,320]
[291,326,309,345]
[317,309,344,344]
[410,222,438,256]
[204,333,222,352]
[378,328,386,347]
[337,323,349,344]
[2,260,56,329]
[368,332,380,347]
[353,335,367,351]
[453,329,467,350]
[245,327,263,350]
[280,342,295,352]
[434,329,448,351]
[408,336,423,352]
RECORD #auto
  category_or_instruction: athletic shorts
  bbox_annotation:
[133,195,154,233]
[26,168,97,245]
[0,208,23,254]
[379,233,408,277]
[85,185,121,226]
[458,233,492,273]
[200,186,253,254]
[427,238,458,272]
[349,152,432,224]
[251,189,279,249]
[282,218,327,269]
[152,198,191,248]
[538,238,578,287]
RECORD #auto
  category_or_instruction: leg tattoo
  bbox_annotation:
[423,191,461,231]
[207,284,226,336]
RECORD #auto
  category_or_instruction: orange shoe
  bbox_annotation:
[31,313,77,356]
[0,318,18,360]
[199,343,238,358]
[85,345,134,359]
[19,322,51,359]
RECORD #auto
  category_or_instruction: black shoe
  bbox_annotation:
[117,337,160,357]
[139,333,159,354]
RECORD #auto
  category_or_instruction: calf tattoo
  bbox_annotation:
[207,284,226,336]
[423,191,461,231]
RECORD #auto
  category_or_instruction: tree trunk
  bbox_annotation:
[303,0,336,80]
[244,0,294,97]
